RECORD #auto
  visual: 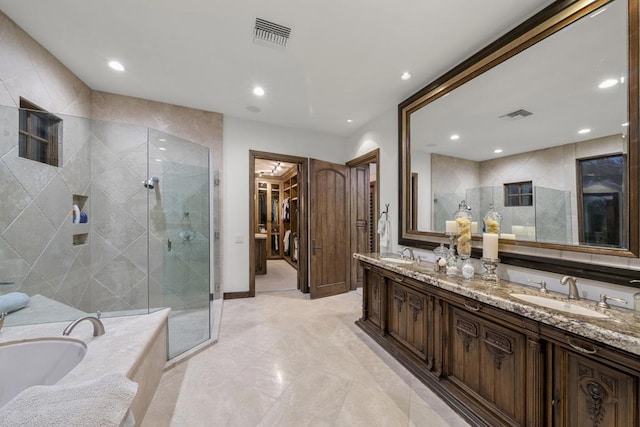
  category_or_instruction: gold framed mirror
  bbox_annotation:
[399,0,639,284]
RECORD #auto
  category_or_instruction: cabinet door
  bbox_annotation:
[388,280,428,360]
[448,306,527,424]
[365,269,384,328]
[553,342,637,427]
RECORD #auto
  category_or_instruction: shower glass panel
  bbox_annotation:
[148,130,210,358]
[0,106,213,360]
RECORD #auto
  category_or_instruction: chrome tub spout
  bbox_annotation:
[62,316,105,337]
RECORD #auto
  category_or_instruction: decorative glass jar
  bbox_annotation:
[433,243,448,272]
[454,201,473,258]
[483,203,502,234]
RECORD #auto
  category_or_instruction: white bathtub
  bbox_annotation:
[0,338,86,407]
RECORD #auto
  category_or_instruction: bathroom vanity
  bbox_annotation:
[354,254,640,427]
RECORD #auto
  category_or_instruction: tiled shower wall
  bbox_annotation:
[0,10,223,317]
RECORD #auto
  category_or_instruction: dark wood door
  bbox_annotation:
[309,159,350,299]
[350,165,370,290]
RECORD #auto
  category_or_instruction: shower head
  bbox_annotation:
[143,177,159,189]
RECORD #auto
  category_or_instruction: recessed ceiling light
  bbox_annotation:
[347,119,353,123]
[159,147,166,151]
[598,79,618,89]
[253,86,265,97]
[108,60,125,72]
[401,71,412,81]
[155,158,162,162]
[450,134,460,141]
[494,149,503,154]
[158,138,165,142]
[578,128,591,134]
[622,122,629,127]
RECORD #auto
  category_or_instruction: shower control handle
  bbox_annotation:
[168,238,172,252]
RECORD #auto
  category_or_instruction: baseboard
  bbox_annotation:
[223,291,252,299]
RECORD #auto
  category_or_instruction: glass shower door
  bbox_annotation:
[148,130,211,359]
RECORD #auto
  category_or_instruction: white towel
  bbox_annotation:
[378,217,391,248]
[0,373,138,427]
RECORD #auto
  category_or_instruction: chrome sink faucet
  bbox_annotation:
[62,315,105,337]
[400,247,415,260]
[560,276,580,300]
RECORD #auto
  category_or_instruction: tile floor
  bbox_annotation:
[255,260,298,293]
[141,290,470,426]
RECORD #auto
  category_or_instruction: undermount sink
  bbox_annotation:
[510,293,609,319]
[379,257,414,265]
[0,338,87,407]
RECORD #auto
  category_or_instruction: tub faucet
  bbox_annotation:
[400,247,415,260]
[560,276,580,300]
[62,316,105,337]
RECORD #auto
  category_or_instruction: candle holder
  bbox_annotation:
[481,257,500,282]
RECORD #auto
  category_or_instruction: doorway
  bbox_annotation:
[249,151,308,296]
[347,149,380,291]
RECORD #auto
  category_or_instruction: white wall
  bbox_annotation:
[222,117,347,293]
[345,107,398,254]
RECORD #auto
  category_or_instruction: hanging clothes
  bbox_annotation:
[283,230,291,255]
[281,198,290,222]
[293,235,298,261]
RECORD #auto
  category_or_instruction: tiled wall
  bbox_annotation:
[0,10,222,317]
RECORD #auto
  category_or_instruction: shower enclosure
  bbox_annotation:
[0,106,217,359]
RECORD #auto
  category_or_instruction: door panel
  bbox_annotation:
[309,159,350,299]
[350,165,370,289]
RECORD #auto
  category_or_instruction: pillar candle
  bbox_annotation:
[470,222,478,234]
[445,220,457,233]
[483,233,499,259]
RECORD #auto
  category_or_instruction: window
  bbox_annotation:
[578,154,624,247]
[504,181,533,207]
[19,98,61,166]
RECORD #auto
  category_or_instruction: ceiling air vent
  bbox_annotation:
[254,18,291,47]
[499,108,533,121]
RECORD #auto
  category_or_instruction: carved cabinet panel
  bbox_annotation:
[447,306,527,425]
[553,343,637,427]
[365,268,384,328]
[388,280,428,360]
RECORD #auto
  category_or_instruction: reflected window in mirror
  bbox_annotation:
[504,181,533,207]
[578,154,625,247]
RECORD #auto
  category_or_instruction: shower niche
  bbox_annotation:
[71,194,89,246]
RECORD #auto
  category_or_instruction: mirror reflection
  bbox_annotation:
[408,0,629,249]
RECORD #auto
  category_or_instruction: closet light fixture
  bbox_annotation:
[494,149,503,154]
[578,128,591,134]
[450,134,460,141]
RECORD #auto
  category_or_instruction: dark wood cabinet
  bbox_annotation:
[364,266,384,328]
[356,259,640,427]
[551,338,638,427]
[388,279,428,360]
[447,306,527,425]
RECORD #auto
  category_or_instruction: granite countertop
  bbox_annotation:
[354,253,640,356]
